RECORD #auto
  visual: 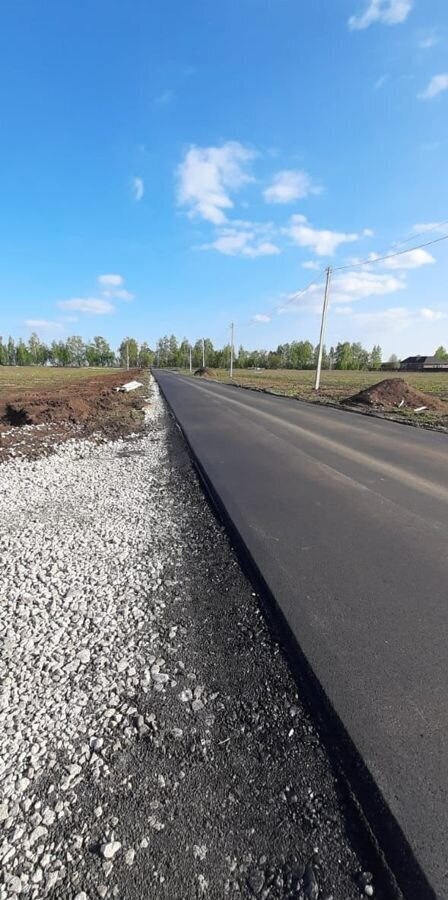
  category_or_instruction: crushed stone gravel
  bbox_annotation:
[0,375,390,899]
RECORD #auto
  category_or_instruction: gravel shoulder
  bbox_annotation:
[0,376,391,900]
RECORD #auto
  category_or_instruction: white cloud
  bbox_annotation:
[349,0,412,30]
[418,74,448,100]
[363,228,375,237]
[331,271,406,303]
[177,142,256,225]
[302,260,321,270]
[350,306,447,331]
[369,247,436,269]
[263,169,322,204]
[420,307,447,321]
[202,227,280,258]
[102,288,134,301]
[253,314,271,323]
[131,177,144,202]
[413,221,446,234]
[278,270,405,313]
[98,274,124,287]
[57,298,115,315]
[285,214,360,257]
[25,319,64,332]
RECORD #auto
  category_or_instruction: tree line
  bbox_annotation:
[0,334,153,368]
[6,332,446,371]
[154,335,385,371]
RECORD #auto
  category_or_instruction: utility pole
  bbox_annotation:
[189,346,192,374]
[230,322,234,378]
[202,338,205,368]
[314,267,332,391]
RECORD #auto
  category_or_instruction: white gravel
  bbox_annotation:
[0,377,178,897]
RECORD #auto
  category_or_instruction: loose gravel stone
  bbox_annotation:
[100,841,121,860]
[0,376,388,900]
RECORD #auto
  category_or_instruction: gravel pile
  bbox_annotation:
[0,376,386,899]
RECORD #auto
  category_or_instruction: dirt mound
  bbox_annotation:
[344,378,447,413]
[193,366,214,377]
[0,369,146,431]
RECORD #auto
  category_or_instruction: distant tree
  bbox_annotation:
[0,337,8,366]
[65,336,86,367]
[351,342,369,370]
[51,340,70,366]
[434,345,448,361]
[388,354,400,370]
[7,337,15,366]
[16,339,31,366]
[370,345,382,370]
[335,342,353,370]
[118,337,139,368]
[138,341,154,367]
[85,336,114,367]
[27,332,49,365]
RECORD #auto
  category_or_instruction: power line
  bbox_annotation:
[333,232,448,272]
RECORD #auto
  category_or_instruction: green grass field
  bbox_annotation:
[0,367,127,397]
[190,367,448,402]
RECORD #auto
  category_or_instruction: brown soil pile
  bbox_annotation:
[0,369,146,433]
[194,366,214,377]
[344,378,447,413]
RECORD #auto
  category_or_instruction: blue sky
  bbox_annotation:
[1,0,447,358]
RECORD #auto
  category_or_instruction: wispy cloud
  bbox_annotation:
[368,247,435,269]
[57,298,115,315]
[418,73,448,100]
[349,0,412,30]
[201,226,280,258]
[263,169,322,204]
[154,89,174,106]
[348,306,447,331]
[413,222,447,234]
[302,260,321,271]
[253,314,271,323]
[279,270,406,313]
[98,274,124,287]
[284,214,361,257]
[25,319,65,332]
[131,176,144,202]
[177,142,256,225]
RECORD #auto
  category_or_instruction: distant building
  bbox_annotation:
[400,355,448,372]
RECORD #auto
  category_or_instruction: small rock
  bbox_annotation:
[125,848,135,866]
[101,841,121,860]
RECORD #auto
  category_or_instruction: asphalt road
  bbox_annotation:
[155,369,448,900]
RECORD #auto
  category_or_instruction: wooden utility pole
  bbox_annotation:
[314,267,332,391]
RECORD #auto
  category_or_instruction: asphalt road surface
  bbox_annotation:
[155,369,448,900]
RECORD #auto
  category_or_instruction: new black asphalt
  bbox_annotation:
[154,369,448,900]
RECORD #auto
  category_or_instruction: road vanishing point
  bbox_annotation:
[155,369,448,900]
